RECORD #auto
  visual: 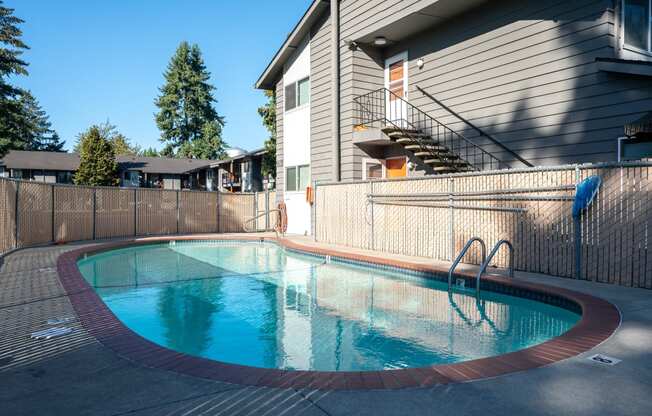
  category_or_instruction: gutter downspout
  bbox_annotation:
[331,0,340,182]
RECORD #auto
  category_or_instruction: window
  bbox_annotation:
[286,167,297,191]
[285,164,309,191]
[619,136,652,160]
[363,159,384,180]
[284,77,310,111]
[297,78,310,107]
[623,0,652,52]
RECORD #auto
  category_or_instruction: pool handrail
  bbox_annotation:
[475,239,514,294]
[448,237,487,290]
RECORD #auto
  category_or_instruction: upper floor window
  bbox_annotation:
[623,0,652,52]
[285,77,310,111]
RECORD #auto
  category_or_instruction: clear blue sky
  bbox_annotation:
[10,0,312,153]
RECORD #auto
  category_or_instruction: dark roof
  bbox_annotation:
[116,155,213,174]
[208,148,266,168]
[0,150,80,171]
[0,150,213,174]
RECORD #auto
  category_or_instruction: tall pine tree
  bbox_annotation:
[18,90,65,151]
[74,125,119,186]
[258,90,276,180]
[0,0,29,156]
[155,42,226,159]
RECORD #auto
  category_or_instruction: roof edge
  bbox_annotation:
[255,0,328,90]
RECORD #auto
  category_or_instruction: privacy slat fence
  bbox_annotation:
[315,162,652,289]
[0,177,276,254]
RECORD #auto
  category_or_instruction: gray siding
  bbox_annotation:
[340,1,386,180]
[275,79,284,202]
[384,0,652,166]
[310,13,333,184]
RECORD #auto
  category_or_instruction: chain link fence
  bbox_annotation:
[0,177,276,254]
[315,161,652,289]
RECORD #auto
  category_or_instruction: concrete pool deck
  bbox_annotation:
[1,234,651,415]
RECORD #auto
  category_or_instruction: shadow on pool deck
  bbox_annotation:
[0,237,651,416]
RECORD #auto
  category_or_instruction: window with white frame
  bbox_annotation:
[623,0,652,52]
[363,159,384,180]
[285,164,310,192]
[285,77,310,111]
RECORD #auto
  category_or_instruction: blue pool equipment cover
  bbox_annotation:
[573,175,601,218]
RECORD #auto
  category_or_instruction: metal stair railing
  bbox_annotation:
[448,237,487,290]
[475,239,514,294]
[416,86,533,168]
[353,88,505,172]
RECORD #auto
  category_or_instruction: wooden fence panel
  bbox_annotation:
[0,180,16,253]
[219,192,254,233]
[95,188,136,239]
[54,186,93,243]
[18,182,53,246]
[179,191,218,234]
[136,189,177,235]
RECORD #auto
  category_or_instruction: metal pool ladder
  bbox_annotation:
[475,239,514,294]
[448,237,487,291]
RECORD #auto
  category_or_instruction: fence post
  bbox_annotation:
[370,180,375,250]
[51,184,55,243]
[14,181,19,249]
[312,181,317,241]
[449,177,455,261]
[92,188,97,240]
[133,188,137,236]
[176,190,180,234]
[253,192,257,232]
[216,191,221,233]
[265,189,270,231]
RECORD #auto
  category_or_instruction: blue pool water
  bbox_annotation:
[77,241,580,371]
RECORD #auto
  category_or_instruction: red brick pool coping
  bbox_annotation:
[56,235,621,391]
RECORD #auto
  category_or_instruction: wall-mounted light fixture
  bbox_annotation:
[417,58,424,69]
[343,39,359,51]
[374,36,387,46]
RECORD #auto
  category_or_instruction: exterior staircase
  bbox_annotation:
[354,88,511,173]
[381,127,474,173]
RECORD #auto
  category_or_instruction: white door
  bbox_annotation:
[385,52,408,124]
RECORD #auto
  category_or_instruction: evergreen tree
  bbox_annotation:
[258,90,276,179]
[139,147,159,157]
[154,41,226,158]
[16,90,64,151]
[38,132,65,152]
[74,125,119,186]
[72,121,137,155]
[0,0,30,156]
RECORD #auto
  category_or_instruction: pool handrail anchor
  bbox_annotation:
[475,239,514,294]
[448,237,487,291]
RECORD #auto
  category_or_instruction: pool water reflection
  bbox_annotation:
[77,241,580,371]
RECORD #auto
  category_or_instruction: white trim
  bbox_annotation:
[384,51,409,100]
[621,0,652,53]
[362,158,386,180]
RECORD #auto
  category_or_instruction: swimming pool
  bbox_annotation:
[77,240,580,372]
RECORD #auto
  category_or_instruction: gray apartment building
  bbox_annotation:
[256,0,652,235]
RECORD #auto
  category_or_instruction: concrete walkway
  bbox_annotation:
[1,236,651,416]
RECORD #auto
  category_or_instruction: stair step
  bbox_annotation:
[414,151,460,159]
[395,137,437,145]
[381,127,420,135]
[424,159,472,167]
[403,144,447,152]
